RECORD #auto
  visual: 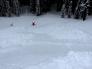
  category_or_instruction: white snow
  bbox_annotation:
[0,13,92,69]
[26,51,92,69]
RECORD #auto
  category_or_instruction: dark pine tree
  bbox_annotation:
[5,0,11,16]
[30,0,36,13]
[12,0,20,16]
[0,0,6,16]
[36,0,41,16]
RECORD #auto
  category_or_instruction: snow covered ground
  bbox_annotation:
[0,13,92,69]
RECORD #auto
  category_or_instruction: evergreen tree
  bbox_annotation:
[0,0,5,16]
[74,0,81,19]
[12,0,20,16]
[67,0,72,18]
[36,0,41,16]
[0,0,3,16]
[41,0,48,12]
[74,0,90,20]
[56,0,63,12]
[80,0,90,20]
[30,0,36,13]
[61,3,66,18]
[5,0,11,16]
[61,0,73,18]
[46,0,51,11]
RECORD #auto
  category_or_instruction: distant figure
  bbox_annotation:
[32,19,36,26]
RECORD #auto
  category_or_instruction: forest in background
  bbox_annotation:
[0,0,91,20]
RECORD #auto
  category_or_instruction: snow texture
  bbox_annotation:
[0,13,92,69]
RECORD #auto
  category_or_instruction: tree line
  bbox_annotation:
[0,0,79,16]
[0,0,20,16]
[0,0,90,20]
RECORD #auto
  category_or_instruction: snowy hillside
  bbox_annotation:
[0,13,92,69]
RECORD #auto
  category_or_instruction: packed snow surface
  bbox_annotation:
[0,13,92,69]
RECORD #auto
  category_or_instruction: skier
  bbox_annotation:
[32,19,36,26]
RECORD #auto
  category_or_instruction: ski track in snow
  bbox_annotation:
[0,14,92,69]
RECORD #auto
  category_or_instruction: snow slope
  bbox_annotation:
[0,13,92,69]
